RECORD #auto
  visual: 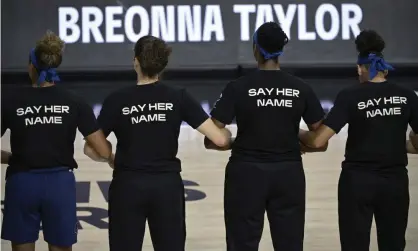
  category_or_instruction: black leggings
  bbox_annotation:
[108,172,185,251]
[338,168,409,251]
[224,161,306,251]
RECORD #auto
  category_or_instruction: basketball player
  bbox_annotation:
[205,22,325,251]
[0,31,112,251]
[83,35,232,251]
[299,30,418,251]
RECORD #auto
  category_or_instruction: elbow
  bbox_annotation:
[212,128,232,148]
[311,139,327,150]
[411,139,418,151]
[213,136,230,148]
[83,143,91,156]
[99,141,112,158]
[319,142,329,152]
[204,137,213,149]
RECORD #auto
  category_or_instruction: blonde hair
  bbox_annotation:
[35,30,65,68]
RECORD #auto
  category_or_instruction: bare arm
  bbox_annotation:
[203,119,234,151]
[299,120,329,152]
[300,141,327,153]
[1,150,11,164]
[84,140,112,162]
[406,140,418,154]
[299,124,335,150]
[409,130,418,151]
[197,118,232,148]
[84,130,113,162]
[407,90,418,154]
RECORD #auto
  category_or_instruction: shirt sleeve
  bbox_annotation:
[77,100,100,138]
[323,90,349,134]
[181,89,209,129]
[408,90,418,133]
[97,95,119,137]
[210,82,235,124]
[302,86,325,125]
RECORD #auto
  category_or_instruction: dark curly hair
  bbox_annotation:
[254,22,289,63]
[355,30,385,58]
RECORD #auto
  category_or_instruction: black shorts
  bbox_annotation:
[224,160,305,251]
[108,171,185,251]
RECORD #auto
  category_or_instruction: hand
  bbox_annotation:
[107,153,115,169]
[410,130,416,139]
[300,142,306,155]
[298,128,309,138]
[221,127,232,139]
[1,150,12,164]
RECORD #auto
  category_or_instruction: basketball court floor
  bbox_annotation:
[1,125,418,251]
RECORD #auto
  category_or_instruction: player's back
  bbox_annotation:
[212,70,324,162]
[99,82,208,172]
[338,82,416,169]
[1,85,94,171]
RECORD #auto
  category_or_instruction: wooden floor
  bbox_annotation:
[1,125,418,251]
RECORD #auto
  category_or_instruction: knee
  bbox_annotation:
[48,245,72,251]
[11,242,36,251]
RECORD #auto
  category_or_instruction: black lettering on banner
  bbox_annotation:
[1,179,206,230]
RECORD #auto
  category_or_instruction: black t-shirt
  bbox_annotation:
[97,82,209,173]
[324,81,418,170]
[1,86,99,173]
[211,70,324,162]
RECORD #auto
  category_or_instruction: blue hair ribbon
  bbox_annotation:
[253,31,283,60]
[357,53,394,80]
[29,48,60,85]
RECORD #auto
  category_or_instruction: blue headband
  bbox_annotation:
[30,48,60,85]
[253,31,283,60]
[357,53,394,80]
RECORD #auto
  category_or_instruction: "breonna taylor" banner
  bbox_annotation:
[2,0,418,72]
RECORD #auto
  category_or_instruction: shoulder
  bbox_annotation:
[1,85,22,102]
[279,71,315,93]
[277,70,305,84]
[282,71,306,84]
[391,84,418,106]
[1,86,22,111]
[57,88,90,106]
[236,70,263,84]
[218,75,249,93]
[103,86,137,104]
[388,82,417,96]
[2,85,34,98]
[337,84,363,96]
[155,83,191,102]
[158,82,184,93]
